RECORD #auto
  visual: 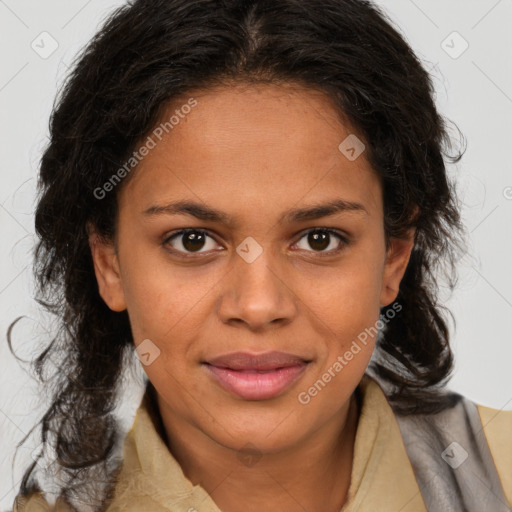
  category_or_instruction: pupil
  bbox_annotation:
[183,232,205,252]
[180,231,331,253]
[308,231,329,251]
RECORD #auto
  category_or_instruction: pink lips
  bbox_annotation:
[203,351,310,400]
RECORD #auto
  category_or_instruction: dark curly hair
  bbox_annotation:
[8,0,465,509]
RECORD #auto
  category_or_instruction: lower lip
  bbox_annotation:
[204,363,309,400]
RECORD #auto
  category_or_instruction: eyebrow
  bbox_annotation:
[143,198,368,225]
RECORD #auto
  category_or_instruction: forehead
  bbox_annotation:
[119,82,382,222]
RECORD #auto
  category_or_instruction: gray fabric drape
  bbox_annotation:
[393,394,510,512]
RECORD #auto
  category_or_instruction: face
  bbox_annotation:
[90,82,413,455]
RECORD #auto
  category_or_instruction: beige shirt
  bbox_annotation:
[13,374,512,511]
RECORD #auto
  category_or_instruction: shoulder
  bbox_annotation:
[13,492,49,511]
[477,403,512,507]
[12,492,72,512]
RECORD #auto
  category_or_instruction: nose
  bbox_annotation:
[216,248,298,332]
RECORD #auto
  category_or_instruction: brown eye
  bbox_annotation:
[165,229,219,254]
[295,229,347,253]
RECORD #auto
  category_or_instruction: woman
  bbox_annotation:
[9,0,512,511]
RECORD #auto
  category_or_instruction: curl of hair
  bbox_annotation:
[8,0,465,509]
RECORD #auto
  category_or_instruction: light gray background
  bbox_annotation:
[1,0,511,508]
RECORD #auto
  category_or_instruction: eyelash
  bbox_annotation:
[162,227,350,258]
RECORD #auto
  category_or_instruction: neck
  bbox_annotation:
[155,389,361,512]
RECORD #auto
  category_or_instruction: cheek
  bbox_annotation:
[118,235,215,336]
[295,267,382,412]
[295,254,385,384]
[303,255,384,329]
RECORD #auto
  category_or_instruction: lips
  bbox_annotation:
[206,351,309,371]
[203,351,311,400]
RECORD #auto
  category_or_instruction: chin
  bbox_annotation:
[203,408,308,453]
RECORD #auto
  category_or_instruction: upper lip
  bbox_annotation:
[204,351,310,371]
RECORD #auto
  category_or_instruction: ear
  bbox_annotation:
[380,229,415,307]
[88,224,127,312]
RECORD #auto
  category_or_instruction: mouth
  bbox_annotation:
[202,351,311,401]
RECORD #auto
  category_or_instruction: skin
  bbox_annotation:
[89,82,414,512]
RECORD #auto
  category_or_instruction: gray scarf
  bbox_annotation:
[393,392,510,511]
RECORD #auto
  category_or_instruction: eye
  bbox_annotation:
[293,228,348,254]
[164,229,221,255]
[163,227,349,258]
